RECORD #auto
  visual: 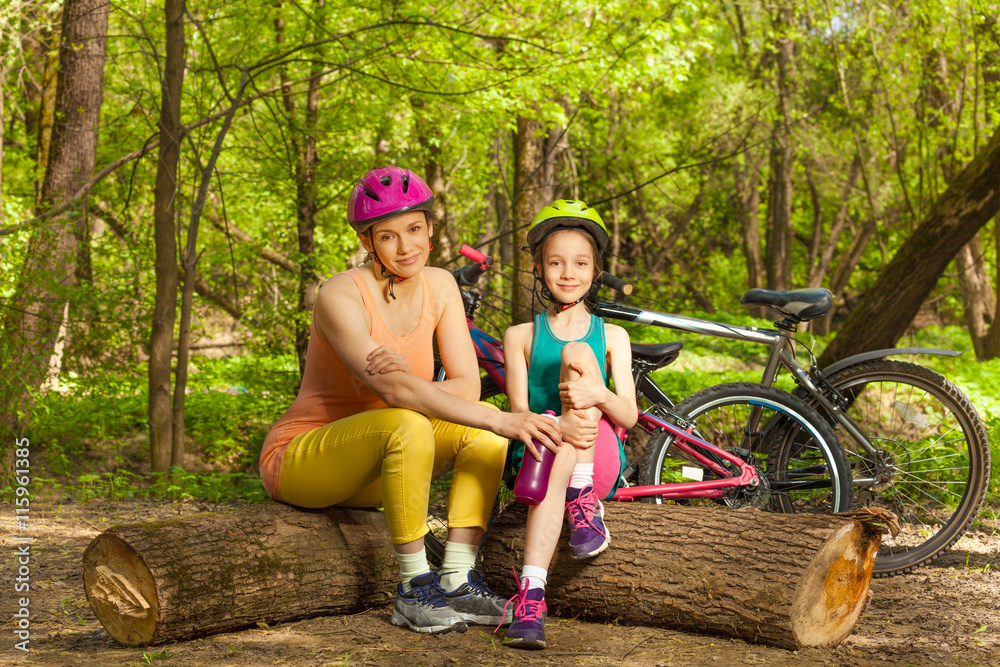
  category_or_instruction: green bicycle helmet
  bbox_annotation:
[526,199,609,256]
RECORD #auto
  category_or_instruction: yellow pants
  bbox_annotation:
[277,406,508,544]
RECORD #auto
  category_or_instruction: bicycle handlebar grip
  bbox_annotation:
[600,271,634,296]
[454,244,495,287]
[459,244,491,265]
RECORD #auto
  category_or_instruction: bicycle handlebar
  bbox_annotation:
[600,271,634,296]
[453,244,494,286]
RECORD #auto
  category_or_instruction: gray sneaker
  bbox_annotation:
[443,569,514,626]
[391,572,467,634]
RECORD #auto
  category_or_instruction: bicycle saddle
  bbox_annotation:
[631,341,683,371]
[740,288,833,321]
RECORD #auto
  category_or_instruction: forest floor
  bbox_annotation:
[1,498,998,667]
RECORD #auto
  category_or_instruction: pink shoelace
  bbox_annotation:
[565,486,609,542]
[495,568,548,634]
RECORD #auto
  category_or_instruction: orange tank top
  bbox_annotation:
[258,268,437,500]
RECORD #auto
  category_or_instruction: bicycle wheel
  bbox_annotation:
[642,383,851,513]
[424,377,511,566]
[804,360,990,577]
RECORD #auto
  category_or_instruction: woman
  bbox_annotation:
[258,166,560,635]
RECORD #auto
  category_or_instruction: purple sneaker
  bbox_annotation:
[500,573,547,650]
[565,485,610,559]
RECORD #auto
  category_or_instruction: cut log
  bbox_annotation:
[84,499,888,650]
[82,503,397,646]
[481,503,887,650]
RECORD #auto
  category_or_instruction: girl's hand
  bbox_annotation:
[560,410,598,449]
[558,362,606,411]
[366,346,412,375]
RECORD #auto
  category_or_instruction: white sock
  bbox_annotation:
[395,549,430,592]
[521,564,548,592]
[439,542,479,592]
[569,463,594,490]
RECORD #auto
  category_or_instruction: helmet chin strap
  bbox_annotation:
[369,231,433,301]
[372,253,402,301]
[549,294,587,312]
[369,229,407,301]
[536,272,590,312]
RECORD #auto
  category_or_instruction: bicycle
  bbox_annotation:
[589,282,990,577]
[425,244,852,563]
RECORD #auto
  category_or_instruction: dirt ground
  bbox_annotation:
[1,499,998,667]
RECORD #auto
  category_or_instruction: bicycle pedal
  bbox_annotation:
[621,462,639,484]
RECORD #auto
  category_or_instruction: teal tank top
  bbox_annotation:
[527,312,607,416]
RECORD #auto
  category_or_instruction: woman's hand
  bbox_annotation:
[560,410,598,449]
[366,346,412,375]
[558,362,607,411]
[498,412,562,461]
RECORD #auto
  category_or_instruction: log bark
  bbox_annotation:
[82,503,396,647]
[481,503,882,650]
[83,502,884,650]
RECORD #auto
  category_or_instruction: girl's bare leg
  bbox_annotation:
[559,341,604,464]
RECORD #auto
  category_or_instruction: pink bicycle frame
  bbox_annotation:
[612,411,758,501]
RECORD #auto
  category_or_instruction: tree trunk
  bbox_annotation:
[764,5,797,292]
[806,154,861,288]
[482,503,882,650]
[819,123,1000,366]
[82,504,396,647]
[954,234,996,359]
[413,97,451,266]
[0,0,109,479]
[511,116,546,324]
[148,0,186,472]
[937,29,1000,361]
[604,97,621,276]
[734,154,764,294]
[34,15,61,202]
[275,1,324,377]
[812,217,876,337]
[542,124,567,204]
[170,60,246,466]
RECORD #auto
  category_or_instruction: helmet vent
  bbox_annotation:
[379,174,392,186]
[401,174,410,193]
[363,187,381,202]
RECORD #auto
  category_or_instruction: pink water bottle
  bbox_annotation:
[514,411,559,506]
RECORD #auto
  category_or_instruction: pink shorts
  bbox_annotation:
[593,416,624,499]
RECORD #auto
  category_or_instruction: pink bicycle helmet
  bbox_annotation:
[347,166,435,233]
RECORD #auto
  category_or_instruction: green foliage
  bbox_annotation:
[2,468,268,505]
[981,414,1000,507]
[27,353,298,476]
[142,649,173,664]
[181,355,299,466]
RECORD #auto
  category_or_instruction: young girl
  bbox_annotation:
[500,200,638,649]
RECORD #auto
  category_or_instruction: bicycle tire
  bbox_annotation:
[642,383,852,514]
[799,359,990,577]
[424,379,510,566]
